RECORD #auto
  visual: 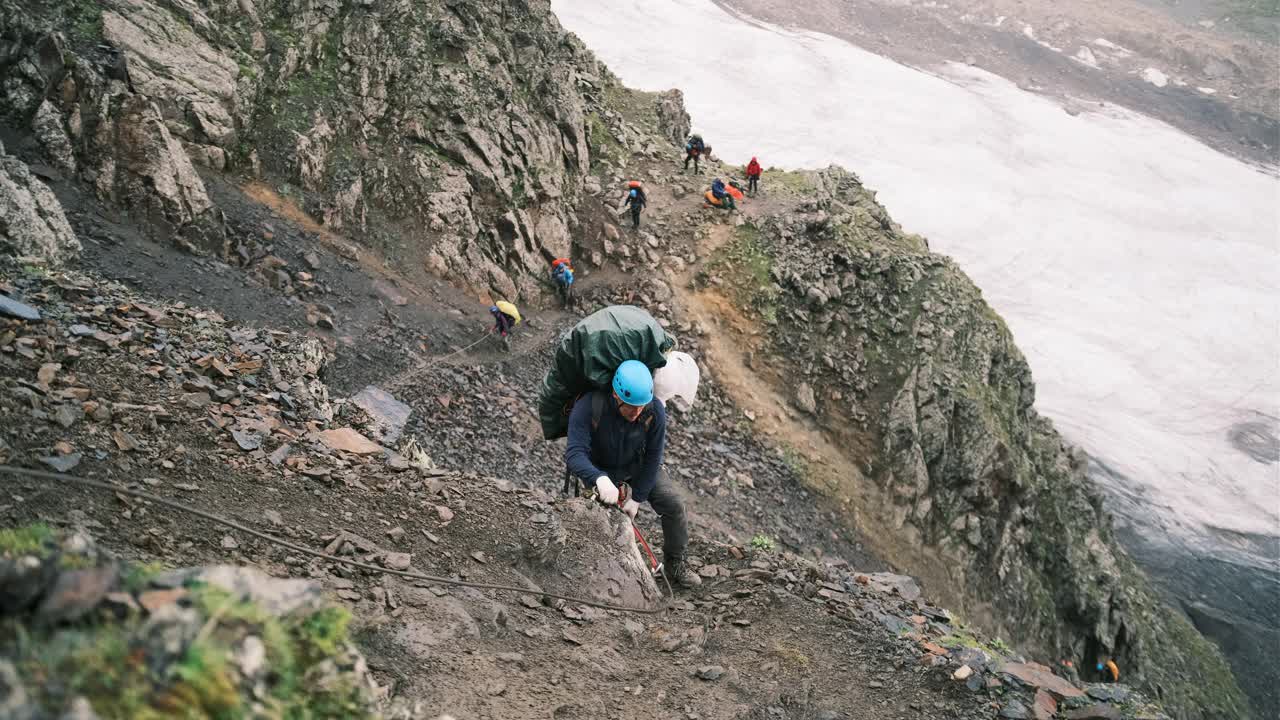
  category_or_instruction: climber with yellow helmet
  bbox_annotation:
[489,301,521,351]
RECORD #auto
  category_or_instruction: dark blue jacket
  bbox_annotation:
[565,391,666,502]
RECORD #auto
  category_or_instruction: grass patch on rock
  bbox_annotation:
[708,223,783,324]
[0,523,55,555]
[762,169,815,196]
[0,525,377,719]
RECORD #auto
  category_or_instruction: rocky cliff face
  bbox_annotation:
[705,167,1248,719]
[0,139,80,264]
[0,0,665,300]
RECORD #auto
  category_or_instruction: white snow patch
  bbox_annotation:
[1198,86,1217,95]
[1093,38,1134,57]
[1140,67,1169,87]
[1074,46,1099,68]
[1022,24,1036,39]
[994,15,1006,27]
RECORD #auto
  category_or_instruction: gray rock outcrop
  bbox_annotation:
[655,88,692,145]
[0,150,80,265]
[0,0,687,297]
[717,167,1248,720]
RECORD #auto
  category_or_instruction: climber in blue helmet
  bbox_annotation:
[621,183,647,230]
[564,360,697,588]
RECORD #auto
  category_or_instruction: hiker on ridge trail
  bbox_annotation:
[551,258,574,307]
[683,133,705,172]
[564,360,699,589]
[621,182,647,229]
[746,156,762,195]
[490,301,520,351]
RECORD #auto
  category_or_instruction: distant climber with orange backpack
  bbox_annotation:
[746,156,762,195]
[683,134,705,173]
[621,181,647,229]
[709,178,736,211]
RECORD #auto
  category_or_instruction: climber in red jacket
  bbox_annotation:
[746,156,762,195]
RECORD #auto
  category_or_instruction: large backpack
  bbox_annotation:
[537,305,673,440]
[494,300,521,324]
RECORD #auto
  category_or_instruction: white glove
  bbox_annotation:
[622,498,640,519]
[595,476,619,505]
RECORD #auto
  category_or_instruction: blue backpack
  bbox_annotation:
[711,179,727,199]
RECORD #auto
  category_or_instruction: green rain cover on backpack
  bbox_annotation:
[537,305,674,440]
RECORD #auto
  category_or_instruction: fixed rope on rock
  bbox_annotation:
[381,329,493,391]
[0,465,667,615]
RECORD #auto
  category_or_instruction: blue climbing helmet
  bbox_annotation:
[630,188,638,198]
[612,360,654,406]
[490,305,500,314]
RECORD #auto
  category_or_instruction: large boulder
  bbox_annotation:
[514,498,661,610]
[654,88,692,146]
[0,150,80,265]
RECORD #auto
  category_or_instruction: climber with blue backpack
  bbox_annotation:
[551,258,574,307]
[710,177,736,211]
[564,359,698,588]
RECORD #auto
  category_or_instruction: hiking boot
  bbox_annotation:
[663,557,702,589]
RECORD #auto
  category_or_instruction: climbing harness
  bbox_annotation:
[0,465,667,615]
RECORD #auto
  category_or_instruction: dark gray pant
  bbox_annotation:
[643,470,688,561]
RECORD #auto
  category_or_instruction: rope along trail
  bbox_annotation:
[0,465,668,615]
[383,330,493,391]
[335,329,493,391]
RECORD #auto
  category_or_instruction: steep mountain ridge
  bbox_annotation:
[0,1,1250,718]
[686,168,1249,718]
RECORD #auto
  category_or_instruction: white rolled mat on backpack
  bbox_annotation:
[652,351,700,407]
